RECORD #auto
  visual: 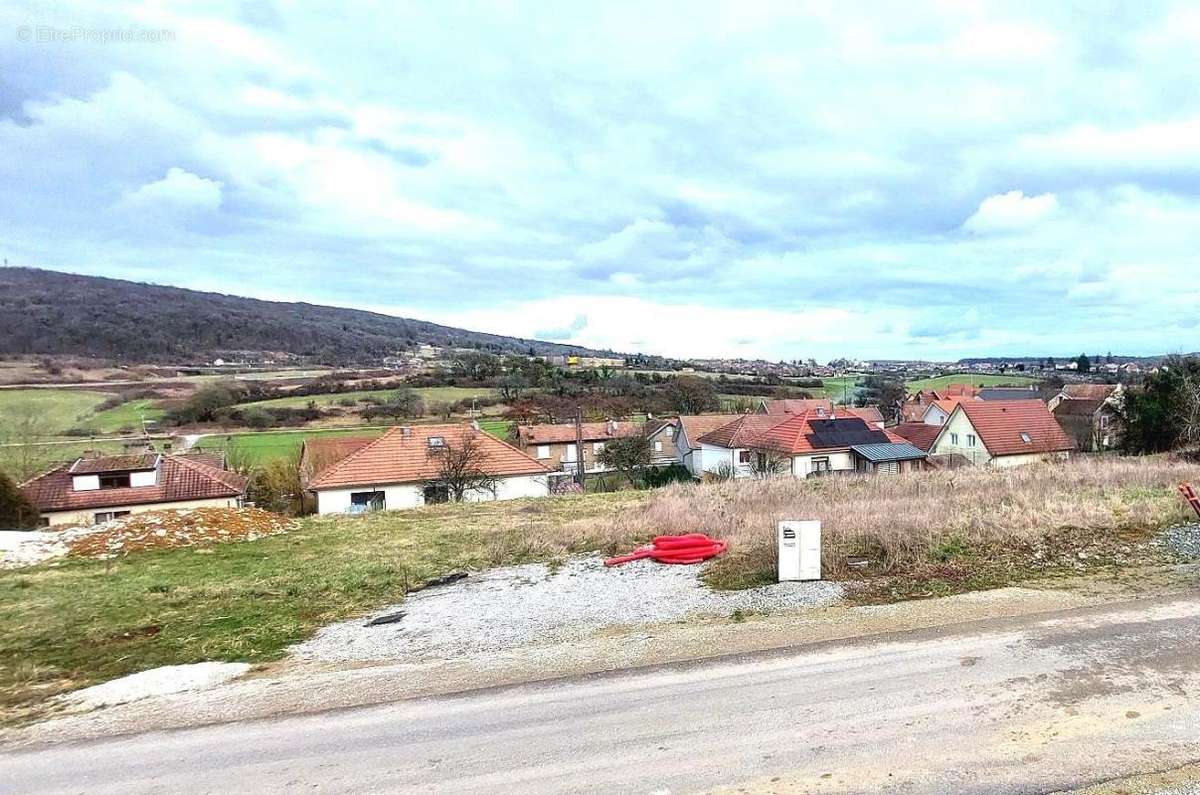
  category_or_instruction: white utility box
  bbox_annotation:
[778,520,821,581]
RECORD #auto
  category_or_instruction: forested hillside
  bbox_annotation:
[0,268,622,364]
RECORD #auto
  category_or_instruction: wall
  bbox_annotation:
[930,410,992,465]
[42,497,241,528]
[521,439,616,474]
[791,451,855,478]
[646,423,680,465]
[315,474,550,515]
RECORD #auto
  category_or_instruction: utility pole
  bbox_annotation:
[574,406,585,491]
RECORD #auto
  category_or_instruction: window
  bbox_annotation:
[738,450,752,464]
[811,457,831,474]
[536,445,550,459]
[966,434,976,447]
[93,510,131,524]
[98,473,131,490]
[38,517,50,528]
[423,484,449,504]
[593,442,605,454]
[563,443,578,462]
[950,433,959,445]
[427,436,445,448]
[654,441,663,452]
[1020,432,1032,444]
[349,491,385,513]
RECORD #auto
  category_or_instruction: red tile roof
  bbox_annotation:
[299,435,378,487]
[931,384,981,400]
[309,425,551,490]
[1061,384,1118,401]
[760,398,833,415]
[891,422,942,452]
[674,415,742,444]
[516,421,641,445]
[952,400,1075,457]
[69,453,159,474]
[698,409,904,454]
[21,455,246,513]
[844,405,884,425]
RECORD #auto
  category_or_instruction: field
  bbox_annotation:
[0,389,116,435]
[79,399,166,434]
[193,427,390,466]
[2,456,1195,723]
[905,373,1040,391]
[240,386,500,410]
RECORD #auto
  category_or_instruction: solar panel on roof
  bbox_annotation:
[805,418,892,448]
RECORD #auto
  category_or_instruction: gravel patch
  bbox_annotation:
[1157,524,1200,560]
[59,662,251,710]
[293,555,844,663]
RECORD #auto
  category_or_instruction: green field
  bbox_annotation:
[193,427,391,466]
[79,399,166,434]
[905,373,1040,392]
[478,419,513,440]
[0,389,116,435]
[240,386,500,410]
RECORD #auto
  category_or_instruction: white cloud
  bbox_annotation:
[963,190,1059,233]
[118,167,223,216]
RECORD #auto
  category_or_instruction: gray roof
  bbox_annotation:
[850,442,927,462]
[978,387,1040,401]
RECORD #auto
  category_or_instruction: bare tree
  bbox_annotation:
[596,435,653,488]
[425,433,499,502]
[749,448,791,479]
[0,402,55,482]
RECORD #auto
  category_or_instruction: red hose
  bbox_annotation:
[604,533,729,567]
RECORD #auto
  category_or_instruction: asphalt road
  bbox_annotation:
[5,596,1200,794]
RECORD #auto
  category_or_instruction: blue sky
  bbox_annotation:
[1,1,1198,361]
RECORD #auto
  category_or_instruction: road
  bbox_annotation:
[4,596,1200,794]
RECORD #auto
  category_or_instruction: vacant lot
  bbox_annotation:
[239,385,500,410]
[193,427,390,466]
[1,456,1195,723]
[906,373,1040,391]
[0,389,115,435]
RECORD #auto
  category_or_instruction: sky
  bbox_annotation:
[1,1,1198,362]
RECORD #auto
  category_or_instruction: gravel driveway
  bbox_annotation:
[292,555,843,663]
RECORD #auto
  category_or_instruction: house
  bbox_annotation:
[514,420,641,475]
[890,422,942,452]
[19,452,246,527]
[920,397,970,426]
[901,383,981,422]
[646,414,741,475]
[758,399,885,428]
[928,400,1074,467]
[1051,397,1123,452]
[696,408,928,479]
[308,424,551,515]
[1046,383,1122,412]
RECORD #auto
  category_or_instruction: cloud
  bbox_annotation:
[963,191,1059,233]
[535,314,588,341]
[0,2,1198,359]
[118,167,223,217]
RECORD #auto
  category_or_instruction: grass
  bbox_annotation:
[193,427,390,466]
[905,373,1040,391]
[79,399,166,434]
[0,389,116,435]
[239,386,500,410]
[478,419,513,440]
[2,456,1196,723]
[0,492,642,722]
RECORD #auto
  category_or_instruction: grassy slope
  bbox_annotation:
[79,398,166,434]
[2,457,1193,722]
[0,493,642,719]
[905,373,1040,391]
[0,389,115,434]
[239,386,500,409]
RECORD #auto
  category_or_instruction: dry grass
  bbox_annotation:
[606,456,1200,589]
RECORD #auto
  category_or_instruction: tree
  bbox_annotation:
[1075,353,1091,373]
[748,448,791,478]
[498,372,529,401]
[0,402,54,482]
[1122,356,1200,454]
[425,433,499,502]
[245,454,305,515]
[663,375,719,414]
[0,470,39,529]
[596,435,653,488]
[858,376,905,423]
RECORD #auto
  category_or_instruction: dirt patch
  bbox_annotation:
[64,508,294,559]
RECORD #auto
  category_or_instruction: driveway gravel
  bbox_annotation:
[292,555,844,663]
[1159,523,1200,560]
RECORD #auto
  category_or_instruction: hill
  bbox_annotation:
[0,267,627,364]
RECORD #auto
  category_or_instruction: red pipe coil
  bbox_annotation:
[604,533,729,567]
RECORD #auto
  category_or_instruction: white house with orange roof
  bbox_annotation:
[307,424,552,514]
